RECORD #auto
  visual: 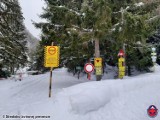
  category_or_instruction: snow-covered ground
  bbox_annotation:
[0,66,160,120]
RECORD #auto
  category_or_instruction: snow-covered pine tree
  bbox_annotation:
[35,0,160,77]
[34,0,88,72]
[0,0,27,75]
[108,0,160,74]
[35,0,112,80]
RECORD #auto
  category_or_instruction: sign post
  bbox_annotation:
[151,47,157,71]
[49,67,53,98]
[84,63,94,80]
[118,57,125,79]
[118,49,125,79]
[44,42,60,97]
[49,43,54,98]
[94,58,102,76]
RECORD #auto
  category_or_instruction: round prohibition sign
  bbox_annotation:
[84,63,94,73]
[48,46,56,55]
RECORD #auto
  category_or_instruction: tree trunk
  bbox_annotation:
[10,66,13,75]
[95,38,102,81]
[128,65,131,76]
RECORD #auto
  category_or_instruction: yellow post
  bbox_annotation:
[49,42,54,98]
[118,57,125,79]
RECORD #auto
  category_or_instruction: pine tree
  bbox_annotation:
[35,0,160,77]
[109,0,160,73]
[35,0,111,79]
[0,0,28,75]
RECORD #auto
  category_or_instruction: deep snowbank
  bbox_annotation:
[52,65,160,120]
[58,75,160,114]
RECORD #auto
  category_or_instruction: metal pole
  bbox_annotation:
[49,42,54,98]
[49,67,53,97]
[123,43,126,76]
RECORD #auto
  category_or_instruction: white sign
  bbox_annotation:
[151,56,157,62]
[152,47,156,52]
[151,53,157,56]
[84,63,94,73]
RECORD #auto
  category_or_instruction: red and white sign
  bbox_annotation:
[118,49,125,57]
[84,63,94,73]
[48,46,56,55]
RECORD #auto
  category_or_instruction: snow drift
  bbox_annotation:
[59,73,160,114]
[52,66,160,120]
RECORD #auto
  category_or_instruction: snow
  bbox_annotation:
[0,66,160,120]
[135,2,144,7]
[58,5,65,8]
[0,47,4,49]
[82,13,85,16]
[69,9,81,16]
[83,28,93,32]
[147,15,160,23]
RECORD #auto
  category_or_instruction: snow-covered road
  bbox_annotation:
[0,68,87,120]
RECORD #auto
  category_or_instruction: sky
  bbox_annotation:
[19,0,46,39]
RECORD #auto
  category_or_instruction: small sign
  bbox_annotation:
[48,46,56,55]
[151,47,156,52]
[118,71,125,78]
[151,56,157,62]
[95,67,102,75]
[118,49,125,57]
[118,58,125,67]
[151,53,157,56]
[118,57,125,79]
[94,58,102,67]
[84,63,94,73]
[44,46,60,67]
[76,66,81,70]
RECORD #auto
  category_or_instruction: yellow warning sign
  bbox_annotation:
[95,67,102,75]
[44,46,60,67]
[118,57,125,79]
[118,70,125,78]
[94,58,102,67]
[118,57,125,62]
[118,58,125,67]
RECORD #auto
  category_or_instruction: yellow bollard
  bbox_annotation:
[118,57,125,79]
